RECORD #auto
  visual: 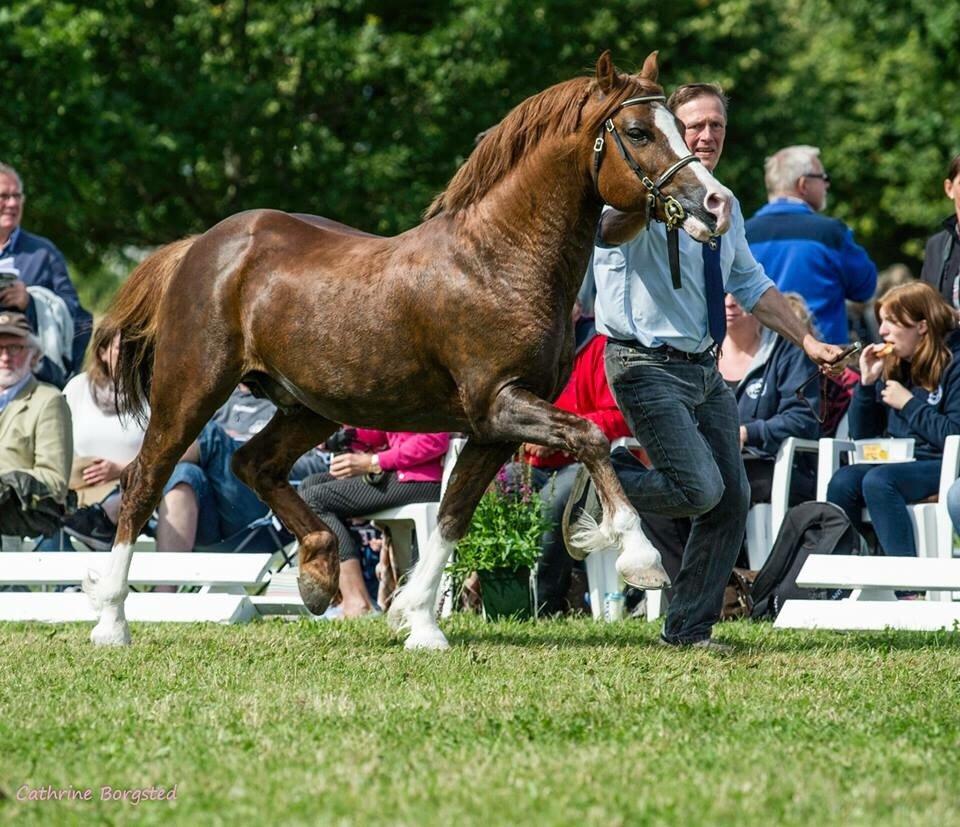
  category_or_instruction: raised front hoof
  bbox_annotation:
[297,561,339,615]
[616,555,672,591]
[90,619,131,646]
[404,626,450,651]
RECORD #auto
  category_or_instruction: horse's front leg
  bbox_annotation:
[388,439,516,649]
[483,386,669,590]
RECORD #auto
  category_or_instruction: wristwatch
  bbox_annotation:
[370,453,382,474]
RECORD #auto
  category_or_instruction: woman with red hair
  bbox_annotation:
[827,282,960,557]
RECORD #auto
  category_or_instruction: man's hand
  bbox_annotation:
[82,459,123,486]
[330,452,375,479]
[739,425,748,449]
[0,280,29,311]
[802,334,848,373]
[881,380,913,410]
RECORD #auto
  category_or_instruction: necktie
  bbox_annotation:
[702,237,725,346]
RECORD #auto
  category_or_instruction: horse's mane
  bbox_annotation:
[425,72,660,218]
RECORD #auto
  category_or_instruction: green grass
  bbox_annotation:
[2,616,959,826]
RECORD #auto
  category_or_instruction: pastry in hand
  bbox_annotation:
[876,342,895,357]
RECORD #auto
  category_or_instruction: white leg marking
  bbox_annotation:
[82,542,133,646]
[612,509,671,590]
[387,530,454,651]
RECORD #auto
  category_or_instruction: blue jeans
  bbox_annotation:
[163,422,268,547]
[826,460,941,556]
[604,341,749,644]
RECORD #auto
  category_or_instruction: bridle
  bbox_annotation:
[592,94,703,288]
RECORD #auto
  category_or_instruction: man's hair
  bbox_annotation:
[947,153,960,182]
[764,145,821,198]
[666,83,728,116]
[0,163,23,192]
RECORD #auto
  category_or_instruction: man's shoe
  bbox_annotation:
[64,505,116,551]
[561,465,603,561]
[659,636,734,655]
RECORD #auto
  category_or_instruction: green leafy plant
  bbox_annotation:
[447,469,555,581]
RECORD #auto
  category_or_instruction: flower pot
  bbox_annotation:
[478,566,533,620]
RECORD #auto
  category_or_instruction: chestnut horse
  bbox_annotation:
[84,51,733,647]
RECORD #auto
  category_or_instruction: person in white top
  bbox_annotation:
[63,332,145,506]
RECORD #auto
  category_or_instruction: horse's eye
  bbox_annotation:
[626,128,651,144]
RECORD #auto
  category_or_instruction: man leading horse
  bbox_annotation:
[565,82,844,652]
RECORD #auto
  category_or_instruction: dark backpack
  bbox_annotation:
[750,501,864,619]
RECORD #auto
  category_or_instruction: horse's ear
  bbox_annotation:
[639,51,659,83]
[596,50,617,94]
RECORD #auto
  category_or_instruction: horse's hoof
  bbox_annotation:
[90,618,131,646]
[404,625,450,651]
[297,559,339,615]
[616,554,671,591]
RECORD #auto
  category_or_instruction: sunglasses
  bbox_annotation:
[802,172,830,183]
[794,341,861,424]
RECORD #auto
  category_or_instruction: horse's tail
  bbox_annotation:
[99,236,198,426]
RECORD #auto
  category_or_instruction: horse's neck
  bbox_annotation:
[462,143,604,301]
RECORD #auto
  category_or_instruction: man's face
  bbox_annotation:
[673,95,727,171]
[0,174,24,238]
[945,171,960,223]
[798,157,830,213]
[0,333,34,390]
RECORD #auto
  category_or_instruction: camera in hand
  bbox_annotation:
[324,427,357,455]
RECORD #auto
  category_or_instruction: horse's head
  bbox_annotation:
[589,51,732,241]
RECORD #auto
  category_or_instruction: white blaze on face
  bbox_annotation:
[652,103,732,237]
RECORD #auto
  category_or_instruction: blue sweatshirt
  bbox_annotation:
[736,328,821,457]
[745,200,877,344]
[849,329,960,460]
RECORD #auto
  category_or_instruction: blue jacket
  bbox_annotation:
[849,330,960,460]
[745,200,877,344]
[735,328,820,457]
[1,228,91,327]
[1,228,93,375]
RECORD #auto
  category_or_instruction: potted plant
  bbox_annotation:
[447,467,554,620]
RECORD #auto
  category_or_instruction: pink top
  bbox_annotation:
[351,429,451,483]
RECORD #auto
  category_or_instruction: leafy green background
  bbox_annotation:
[3,0,958,307]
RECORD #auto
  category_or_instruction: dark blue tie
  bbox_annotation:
[702,238,725,346]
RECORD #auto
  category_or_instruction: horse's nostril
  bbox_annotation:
[705,192,726,215]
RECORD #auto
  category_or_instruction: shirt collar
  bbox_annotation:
[0,226,21,258]
[0,371,33,412]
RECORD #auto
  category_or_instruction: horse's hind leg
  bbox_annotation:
[84,361,239,645]
[230,406,340,614]
[388,439,516,650]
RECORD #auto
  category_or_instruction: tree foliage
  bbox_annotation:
[1,0,958,300]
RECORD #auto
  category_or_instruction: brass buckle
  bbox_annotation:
[663,196,685,229]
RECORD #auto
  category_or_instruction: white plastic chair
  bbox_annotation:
[364,437,466,577]
[815,433,960,602]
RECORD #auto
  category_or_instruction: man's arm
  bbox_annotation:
[751,285,846,368]
[597,205,651,246]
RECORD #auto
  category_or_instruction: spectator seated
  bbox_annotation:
[0,311,73,540]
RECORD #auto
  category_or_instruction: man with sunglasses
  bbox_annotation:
[745,145,877,345]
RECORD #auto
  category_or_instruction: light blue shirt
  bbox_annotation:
[0,371,32,412]
[593,197,775,352]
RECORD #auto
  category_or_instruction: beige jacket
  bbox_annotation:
[0,377,72,503]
